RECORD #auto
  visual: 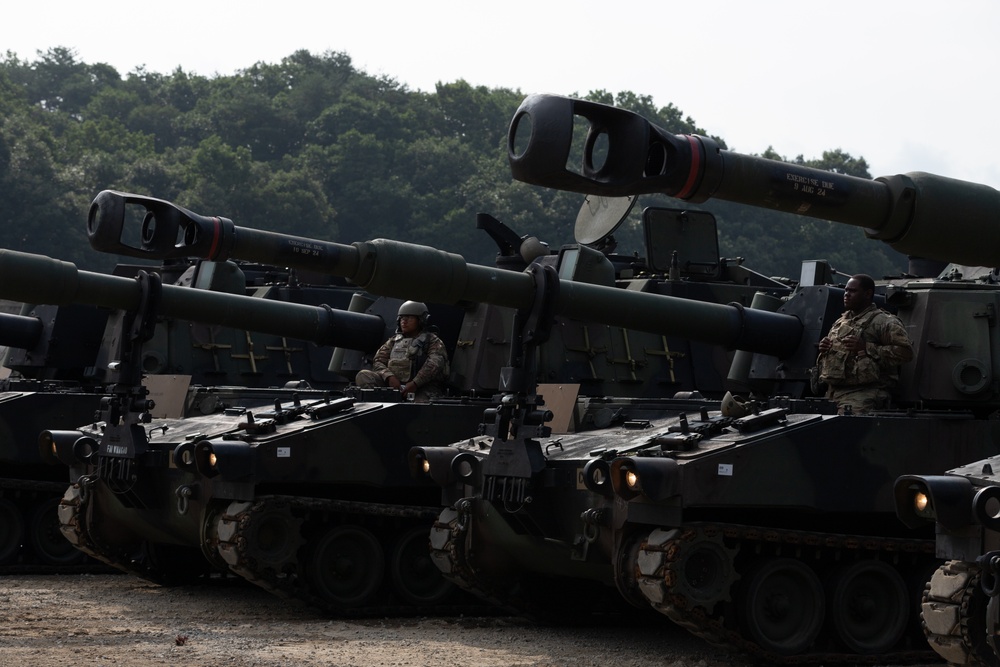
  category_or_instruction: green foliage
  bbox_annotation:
[0,47,908,280]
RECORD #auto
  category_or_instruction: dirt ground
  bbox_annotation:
[0,573,761,667]
[0,574,950,667]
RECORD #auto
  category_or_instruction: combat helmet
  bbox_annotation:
[397,300,429,327]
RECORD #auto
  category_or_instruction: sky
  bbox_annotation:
[4,0,999,188]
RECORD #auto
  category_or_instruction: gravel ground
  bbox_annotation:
[0,574,947,667]
[0,574,761,667]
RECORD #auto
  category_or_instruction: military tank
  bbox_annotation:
[895,458,1000,665]
[0,251,459,592]
[40,187,806,614]
[0,260,380,571]
[405,94,1000,663]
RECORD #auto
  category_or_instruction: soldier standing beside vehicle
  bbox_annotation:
[817,274,913,414]
[355,301,449,402]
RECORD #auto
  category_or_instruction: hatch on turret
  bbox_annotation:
[643,208,721,280]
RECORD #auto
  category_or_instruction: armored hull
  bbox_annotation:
[422,389,1000,661]
[59,388,494,612]
[609,404,997,662]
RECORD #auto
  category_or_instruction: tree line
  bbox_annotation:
[0,47,907,278]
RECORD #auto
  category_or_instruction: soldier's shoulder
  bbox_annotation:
[873,309,905,325]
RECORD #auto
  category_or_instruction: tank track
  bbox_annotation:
[428,500,631,622]
[0,477,110,573]
[212,494,495,617]
[921,560,993,666]
[634,522,938,665]
[57,476,156,578]
[428,500,528,612]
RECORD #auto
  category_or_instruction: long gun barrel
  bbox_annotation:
[507,94,1000,268]
[0,250,384,351]
[0,311,44,350]
[85,191,802,357]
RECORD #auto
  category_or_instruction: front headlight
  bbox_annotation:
[39,430,97,466]
[193,440,219,478]
[408,446,463,485]
[609,457,678,501]
[202,441,254,480]
[894,475,974,530]
[913,490,933,517]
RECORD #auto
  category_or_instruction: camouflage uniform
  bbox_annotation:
[817,303,913,414]
[355,331,449,401]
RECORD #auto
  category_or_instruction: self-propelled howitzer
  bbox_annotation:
[424,93,1000,663]
[0,258,380,573]
[0,250,387,561]
[77,192,821,615]
[0,249,499,602]
[513,98,1000,667]
[507,93,1000,269]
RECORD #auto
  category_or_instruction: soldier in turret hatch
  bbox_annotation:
[817,274,914,414]
[354,301,449,402]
